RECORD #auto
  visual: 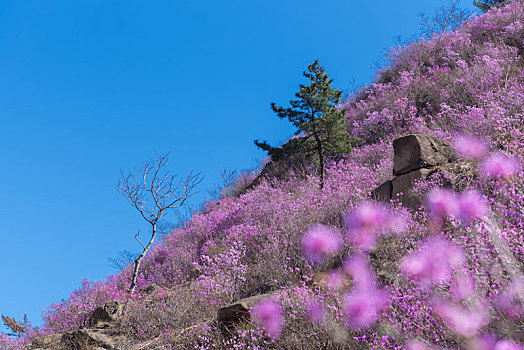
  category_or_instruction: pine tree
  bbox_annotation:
[473,0,509,11]
[255,60,359,189]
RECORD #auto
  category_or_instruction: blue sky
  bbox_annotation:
[0,0,477,330]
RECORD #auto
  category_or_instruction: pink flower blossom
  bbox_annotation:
[345,202,390,250]
[406,340,438,350]
[343,254,375,288]
[496,278,524,318]
[327,269,346,289]
[480,152,520,180]
[302,225,343,264]
[401,236,463,288]
[469,334,523,350]
[432,300,488,338]
[426,188,458,220]
[343,286,389,329]
[252,299,283,339]
[306,299,325,324]
[457,190,488,225]
[495,340,523,350]
[454,134,489,160]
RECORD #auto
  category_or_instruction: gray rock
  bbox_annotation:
[392,168,433,210]
[88,300,123,328]
[371,180,392,202]
[61,328,115,350]
[31,329,115,350]
[217,293,273,335]
[393,134,455,176]
[140,283,161,295]
[32,334,63,349]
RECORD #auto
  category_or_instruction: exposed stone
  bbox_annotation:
[32,334,63,349]
[88,300,123,328]
[217,293,272,335]
[393,134,455,176]
[371,180,392,201]
[140,283,161,295]
[392,168,433,210]
[61,328,115,350]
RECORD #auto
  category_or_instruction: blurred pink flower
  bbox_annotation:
[457,190,488,225]
[343,254,375,288]
[406,340,437,350]
[480,152,520,180]
[469,334,523,350]
[495,340,523,350]
[252,299,283,339]
[496,278,524,319]
[452,274,476,301]
[327,268,346,289]
[401,236,463,288]
[306,299,325,324]
[302,225,343,265]
[343,285,389,329]
[454,134,489,160]
[433,300,488,338]
[426,188,458,220]
[345,202,390,250]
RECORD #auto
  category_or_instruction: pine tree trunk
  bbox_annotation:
[314,134,325,189]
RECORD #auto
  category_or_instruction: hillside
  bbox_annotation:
[3,1,524,349]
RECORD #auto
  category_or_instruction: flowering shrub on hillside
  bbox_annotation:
[5,2,524,349]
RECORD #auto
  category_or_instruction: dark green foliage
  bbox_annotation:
[255,60,360,188]
[473,0,509,11]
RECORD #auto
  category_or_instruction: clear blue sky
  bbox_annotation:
[0,0,477,330]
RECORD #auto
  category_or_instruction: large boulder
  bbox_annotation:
[88,300,123,328]
[372,134,456,209]
[391,168,434,210]
[61,329,115,350]
[393,134,455,176]
[217,293,272,335]
[32,334,63,350]
[32,329,115,350]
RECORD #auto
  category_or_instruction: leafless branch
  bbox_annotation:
[117,153,203,293]
[420,0,471,38]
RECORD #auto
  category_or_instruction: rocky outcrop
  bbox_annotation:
[372,133,455,209]
[32,327,154,350]
[217,293,273,335]
[88,300,123,328]
[392,134,455,176]
[32,329,115,350]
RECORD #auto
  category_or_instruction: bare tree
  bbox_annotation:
[107,250,137,271]
[420,0,471,38]
[117,153,203,294]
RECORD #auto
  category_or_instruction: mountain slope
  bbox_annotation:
[3,1,524,349]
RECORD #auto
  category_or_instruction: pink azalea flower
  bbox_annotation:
[306,299,325,324]
[495,340,523,350]
[345,202,390,250]
[432,300,488,338]
[343,286,389,329]
[426,188,458,220]
[401,236,463,288]
[480,152,520,180]
[469,335,523,350]
[406,340,438,350]
[457,190,488,225]
[302,225,343,265]
[326,268,346,289]
[343,254,375,288]
[469,334,497,350]
[454,134,489,160]
[252,299,284,339]
[496,278,524,318]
